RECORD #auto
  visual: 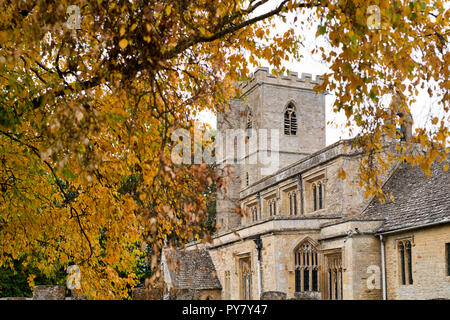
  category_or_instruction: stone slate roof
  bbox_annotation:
[362,161,450,233]
[164,249,221,290]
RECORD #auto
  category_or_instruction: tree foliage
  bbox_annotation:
[0,0,448,298]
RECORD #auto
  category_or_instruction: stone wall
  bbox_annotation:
[165,288,222,300]
[260,291,286,300]
[32,285,66,300]
[384,224,450,300]
[347,235,383,300]
[131,287,164,300]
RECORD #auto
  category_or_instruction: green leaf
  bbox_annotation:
[317,25,326,36]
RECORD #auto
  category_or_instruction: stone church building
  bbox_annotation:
[162,68,450,300]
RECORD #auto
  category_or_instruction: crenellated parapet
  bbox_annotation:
[239,67,324,95]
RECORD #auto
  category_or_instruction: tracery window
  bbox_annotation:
[294,241,319,293]
[398,239,413,285]
[284,103,297,135]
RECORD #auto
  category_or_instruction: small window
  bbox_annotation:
[446,243,450,276]
[293,192,297,215]
[288,191,298,215]
[246,172,249,186]
[310,179,325,212]
[326,253,343,300]
[239,257,252,300]
[398,239,413,285]
[318,182,323,210]
[284,104,297,135]
[268,199,276,216]
[251,207,258,222]
[289,193,293,216]
[224,271,231,299]
[313,184,317,211]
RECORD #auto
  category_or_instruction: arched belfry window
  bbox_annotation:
[295,240,319,293]
[284,103,297,135]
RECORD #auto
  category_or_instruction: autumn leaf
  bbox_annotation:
[119,38,128,49]
[0,0,447,299]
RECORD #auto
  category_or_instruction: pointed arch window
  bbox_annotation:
[326,253,343,300]
[251,206,258,222]
[311,179,325,212]
[293,192,298,215]
[295,241,319,293]
[318,182,323,210]
[269,199,277,216]
[313,184,317,211]
[398,239,413,285]
[289,193,293,216]
[284,103,297,135]
[270,201,273,216]
[288,191,298,215]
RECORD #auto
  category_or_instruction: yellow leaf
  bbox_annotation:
[120,27,125,36]
[444,164,449,172]
[119,39,128,49]
[337,168,347,180]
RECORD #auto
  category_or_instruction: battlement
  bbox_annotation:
[240,67,324,94]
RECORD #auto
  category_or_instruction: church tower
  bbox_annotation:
[216,67,326,233]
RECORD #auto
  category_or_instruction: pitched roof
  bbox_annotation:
[362,161,450,233]
[163,248,222,290]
